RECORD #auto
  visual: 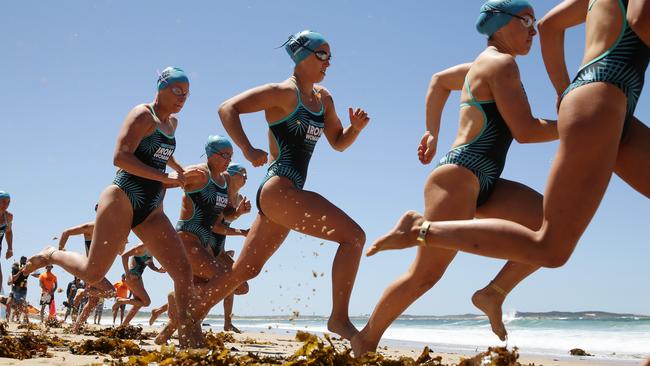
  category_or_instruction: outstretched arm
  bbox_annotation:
[320,88,370,152]
[4,214,12,259]
[58,222,94,250]
[146,259,165,273]
[538,0,589,96]
[420,63,472,164]
[121,243,147,276]
[212,214,248,236]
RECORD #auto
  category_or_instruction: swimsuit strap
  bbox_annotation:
[289,77,323,113]
[147,104,163,124]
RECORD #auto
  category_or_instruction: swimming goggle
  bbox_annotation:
[301,45,331,62]
[232,171,247,179]
[485,8,536,28]
[213,151,233,160]
[170,86,190,97]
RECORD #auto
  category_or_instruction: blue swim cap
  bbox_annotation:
[476,0,533,37]
[0,191,10,199]
[284,30,327,65]
[205,135,232,158]
[226,163,245,176]
[157,67,189,91]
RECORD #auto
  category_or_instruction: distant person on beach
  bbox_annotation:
[352,0,559,356]
[39,265,57,322]
[63,276,83,322]
[7,256,30,323]
[93,297,104,325]
[150,163,251,336]
[23,67,202,347]
[0,191,14,291]
[116,243,166,326]
[112,274,130,325]
[366,0,650,332]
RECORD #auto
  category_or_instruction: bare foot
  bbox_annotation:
[472,286,507,341]
[155,322,177,345]
[366,211,424,256]
[224,323,241,333]
[350,330,378,358]
[327,316,358,340]
[22,247,57,274]
[149,307,166,326]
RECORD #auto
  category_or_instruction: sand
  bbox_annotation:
[0,322,642,365]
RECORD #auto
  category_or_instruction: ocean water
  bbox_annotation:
[129,311,650,363]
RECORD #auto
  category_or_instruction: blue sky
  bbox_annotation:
[2,1,648,317]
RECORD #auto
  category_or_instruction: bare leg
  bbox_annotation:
[149,304,168,325]
[368,84,627,268]
[615,117,650,198]
[223,295,240,333]
[73,296,98,333]
[472,179,543,341]
[352,166,477,356]
[24,186,132,283]
[132,210,197,348]
[117,276,150,326]
[258,178,366,340]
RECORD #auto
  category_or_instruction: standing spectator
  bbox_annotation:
[7,256,29,323]
[38,265,57,322]
[112,274,129,325]
[63,277,82,322]
[94,297,104,325]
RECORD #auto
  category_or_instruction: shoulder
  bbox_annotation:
[169,115,179,129]
[124,104,156,129]
[315,85,332,100]
[482,50,520,81]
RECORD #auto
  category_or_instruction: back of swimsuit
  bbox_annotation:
[437,76,513,206]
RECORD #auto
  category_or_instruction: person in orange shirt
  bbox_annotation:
[112,274,130,325]
[38,265,57,322]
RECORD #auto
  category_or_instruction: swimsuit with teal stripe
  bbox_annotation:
[176,173,230,249]
[0,212,8,246]
[255,80,325,214]
[129,252,152,278]
[437,76,513,206]
[561,0,649,138]
[113,105,176,228]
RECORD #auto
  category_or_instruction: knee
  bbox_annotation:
[235,282,249,295]
[342,224,366,248]
[540,251,572,269]
[239,264,263,281]
[86,273,105,286]
[142,298,151,307]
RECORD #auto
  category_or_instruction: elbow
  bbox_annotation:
[333,144,347,152]
[512,131,534,144]
[218,102,236,124]
[628,13,650,35]
[112,152,124,168]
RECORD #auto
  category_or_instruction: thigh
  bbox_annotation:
[542,83,627,246]
[477,178,543,230]
[125,277,149,303]
[615,117,650,198]
[133,210,189,280]
[88,186,134,275]
[260,177,363,244]
[178,232,221,280]
[231,214,289,274]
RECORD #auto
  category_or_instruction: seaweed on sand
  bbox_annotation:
[87,325,146,340]
[458,346,534,366]
[0,332,50,359]
[71,336,145,358]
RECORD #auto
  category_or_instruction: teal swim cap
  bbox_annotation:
[205,135,232,158]
[476,0,533,37]
[283,30,327,65]
[0,191,9,199]
[157,67,189,91]
[226,163,245,176]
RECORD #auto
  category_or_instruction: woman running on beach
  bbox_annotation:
[22,67,201,347]
[0,191,14,291]
[352,0,559,355]
[57,207,97,255]
[152,139,252,344]
[367,0,650,283]
[190,30,370,341]
[149,163,251,333]
[116,243,166,326]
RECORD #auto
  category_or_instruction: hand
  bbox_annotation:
[183,167,205,180]
[164,171,186,187]
[236,197,252,215]
[158,267,167,274]
[5,249,12,260]
[238,228,249,236]
[244,148,268,167]
[417,131,437,165]
[349,107,370,132]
